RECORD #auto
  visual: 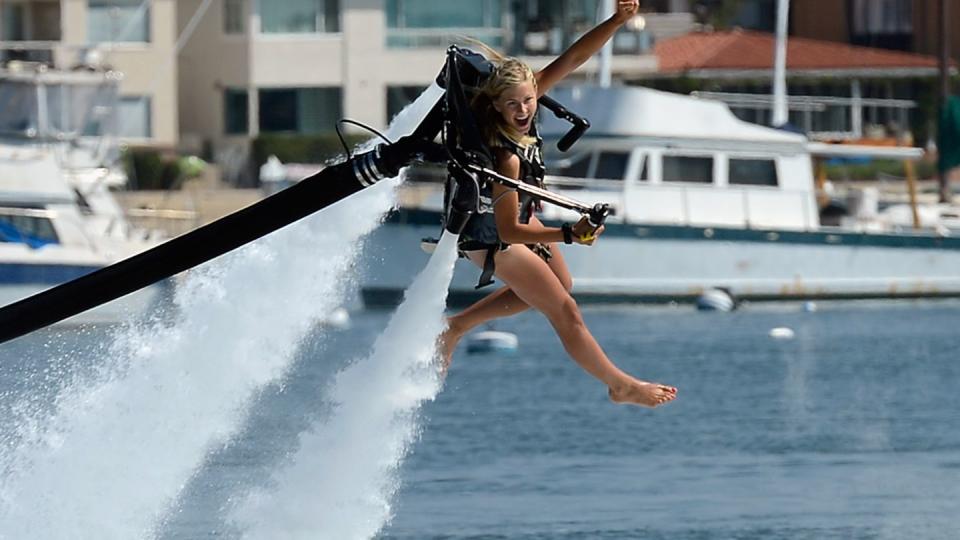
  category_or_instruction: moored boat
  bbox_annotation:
[0,61,166,324]
[359,85,960,307]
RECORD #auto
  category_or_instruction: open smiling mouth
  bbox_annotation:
[515,116,531,130]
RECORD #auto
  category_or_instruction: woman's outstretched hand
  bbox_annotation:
[571,216,604,245]
[613,0,640,24]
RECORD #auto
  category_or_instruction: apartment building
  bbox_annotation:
[0,0,179,145]
[175,0,659,182]
[2,0,661,181]
[791,0,960,61]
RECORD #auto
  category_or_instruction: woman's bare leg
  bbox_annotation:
[492,245,676,407]
[440,243,572,366]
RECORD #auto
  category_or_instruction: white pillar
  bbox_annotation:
[772,0,790,126]
[851,79,862,139]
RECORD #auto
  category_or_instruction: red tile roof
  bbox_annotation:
[655,29,947,74]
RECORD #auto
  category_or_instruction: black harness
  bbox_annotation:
[457,131,549,289]
[419,45,606,290]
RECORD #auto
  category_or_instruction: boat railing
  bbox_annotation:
[0,41,116,72]
[385,27,508,49]
[0,206,59,220]
[123,207,197,239]
[692,91,916,142]
[544,176,623,191]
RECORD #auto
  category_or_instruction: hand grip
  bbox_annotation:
[557,120,590,152]
[539,94,591,152]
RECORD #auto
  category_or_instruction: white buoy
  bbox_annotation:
[466,330,519,354]
[695,288,735,312]
[802,301,818,312]
[769,327,795,339]
[321,307,351,329]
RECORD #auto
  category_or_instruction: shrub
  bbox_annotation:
[122,147,182,190]
[250,132,373,180]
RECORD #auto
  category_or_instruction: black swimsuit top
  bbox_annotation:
[458,131,546,249]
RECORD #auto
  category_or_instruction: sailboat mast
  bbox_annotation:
[772,0,790,126]
[599,0,614,87]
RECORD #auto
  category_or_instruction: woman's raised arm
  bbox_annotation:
[534,0,639,96]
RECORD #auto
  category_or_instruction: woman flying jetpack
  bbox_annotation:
[0,29,615,347]
[435,0,677,408]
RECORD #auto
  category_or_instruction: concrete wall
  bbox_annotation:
[177,0,251,145]
[59,0,179,146]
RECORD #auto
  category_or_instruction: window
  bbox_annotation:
[639,154,648,181]
[1,1,61,41]
[662,155,713,184]
[0,81,36,134]
[551,152,591,178]
[386,0,502,47]
[224,0,245,34]
[729,158,778,187]
[88,0,150,43]
[0,213,59,246]
[594,151,629,180]
[387,0,498,28]
[852,0,912,34]
[730,0,776,32]
[33,1,62,41]
[258,87,341,134]
[1,4,26,40]
[117,96,151,138]
[850,0,912,50]
[224,88,249,134]
[519,0,603,55]
[386,85,428,124]
[259,0,339,34]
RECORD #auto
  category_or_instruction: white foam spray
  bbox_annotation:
[0,85,444,539]
[233,233,459,540]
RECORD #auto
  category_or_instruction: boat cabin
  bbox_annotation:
[537,85,818,231]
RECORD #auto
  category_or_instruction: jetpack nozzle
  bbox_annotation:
[349,145,394,186]
[443,165,480,235]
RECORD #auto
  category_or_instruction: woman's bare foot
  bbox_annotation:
[608,379,677,407]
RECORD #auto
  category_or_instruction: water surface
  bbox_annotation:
[2,301,959,539]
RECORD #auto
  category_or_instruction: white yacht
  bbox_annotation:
[0,62,165,323]
[360,85,960,307]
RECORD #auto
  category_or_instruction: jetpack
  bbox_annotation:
[421,45,610,236]
[0,45,609,345]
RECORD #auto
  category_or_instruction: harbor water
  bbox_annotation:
[2,300,958,539]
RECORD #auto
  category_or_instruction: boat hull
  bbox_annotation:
[359,209,960,307]
[0,263,170,326]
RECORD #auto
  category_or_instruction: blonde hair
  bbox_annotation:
[463,39,538,148]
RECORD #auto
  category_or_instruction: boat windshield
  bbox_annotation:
[0,209,60,247]
[0,77,119,141]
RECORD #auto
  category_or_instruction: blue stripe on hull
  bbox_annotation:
[386,208,960,251]
[0,263,101,285]
[361,286,960,309]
